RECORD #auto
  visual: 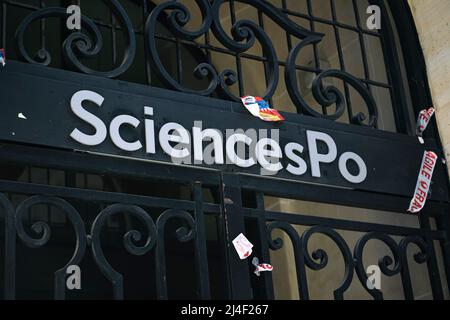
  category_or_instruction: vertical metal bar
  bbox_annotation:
[306,0,319,70]
[27,167,31,221]
[40,0,46,55]
[419,212,444,300]
[306,0,328,116]
[46,168,50,223]
[111,11,117,66]
[434,213,450,295]
[204,32,212,66]
[351,0,375,127]
[257,10,273,107]
[399,248,415,300]
[372,0,413,134]
[176,40,183,85]
[281,0,293,52]
[229,0,244,97]
[220,173,252,299]
[1,194,16,300]
[255,191,274,300]
[1,2,5,48]
[330,0,353,122]
[352,0,371,86]
[142,0,152,85]
[155,228,168,300]
[192,182,211,299]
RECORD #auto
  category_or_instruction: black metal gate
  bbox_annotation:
[1,141,449,300]
[0,0,450,300]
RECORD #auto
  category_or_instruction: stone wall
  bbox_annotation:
[408,0,450,172]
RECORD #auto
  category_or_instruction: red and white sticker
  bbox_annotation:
[232,233,253,260]
[252,257,273,276]
[416,107,435,137]
[408,151,438,214]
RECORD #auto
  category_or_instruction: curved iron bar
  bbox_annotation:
[354,232,401,300]
[216,19,279,102]
[212,0,312,101]
[16,1,135,78]
[211,0,319,101]
[15,196,87,300]
[0,193,16,299]
[146,0,218,96]
[399,236,429,300]
[285,36,378,127]
[155,209,196,300]
[15,0,379,125]
[90,204,156,300]
[301,226,354,300]
[267,221,309,299]
[145,0,317,102]
[211,0,319,52]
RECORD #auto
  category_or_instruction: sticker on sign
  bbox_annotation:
[408,151,438,214]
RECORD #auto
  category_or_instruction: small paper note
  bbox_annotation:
[232,233,253,260]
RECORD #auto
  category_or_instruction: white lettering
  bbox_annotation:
[109,115,142,152]
[255,138,283,173]
[70,90,107,146]
[226,133,256,168]
[285,142,307,176]
[307,130,338,178]
[159,122,191,159]
[338,152,367,184]
[193,122,224,164]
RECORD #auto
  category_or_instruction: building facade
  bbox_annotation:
[0,0,449,300]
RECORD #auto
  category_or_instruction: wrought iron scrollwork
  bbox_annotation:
[267,221,309,299]
[15,0,135,78]
[145,0,314,103]
[15,196,87,300]
[155,209,196,300]
[399,236,429,300]
[266,222,435,300]
[211,0,320,102]
[146,0,218,96]
[267,223,354,300]
[144,0,378,124]
[15,0,379,125]
[354,232,401,300]
[301,226,354,300]
[285,35,378,126]
[90,204,156,300]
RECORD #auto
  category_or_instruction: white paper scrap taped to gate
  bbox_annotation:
[232,233,253,260]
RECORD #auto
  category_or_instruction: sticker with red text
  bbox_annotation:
[232,233,253,260]
[252,257,273,276]
[408,151,438,214]
[416,107,435,137]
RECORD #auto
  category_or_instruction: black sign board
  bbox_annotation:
[0,62,448,202]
